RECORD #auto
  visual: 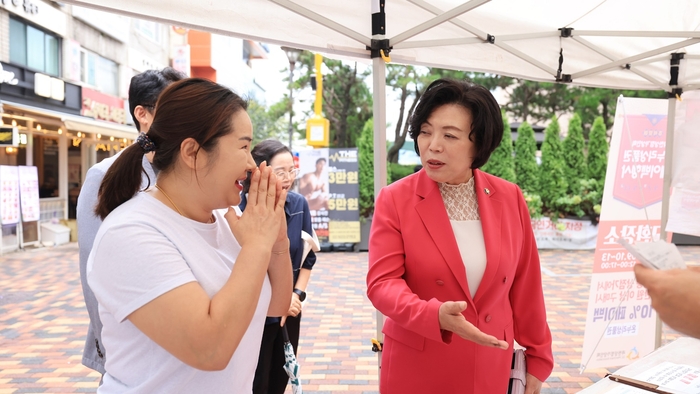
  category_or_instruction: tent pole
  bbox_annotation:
[371,0,388,381]
[656,94,676,349]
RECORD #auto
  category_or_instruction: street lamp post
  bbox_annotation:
[282,47,302,150]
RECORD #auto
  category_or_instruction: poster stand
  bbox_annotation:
[0,165,21,256]
[18,166,41,249]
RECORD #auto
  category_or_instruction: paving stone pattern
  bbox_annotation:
[1,243,698,393]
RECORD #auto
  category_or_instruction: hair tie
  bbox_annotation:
[137,132,156,153]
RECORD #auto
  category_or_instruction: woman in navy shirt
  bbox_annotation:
[240,139,318,394]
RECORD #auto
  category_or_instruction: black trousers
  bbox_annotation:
[252,313,301,394]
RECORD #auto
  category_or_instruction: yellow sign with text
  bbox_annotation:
[329,221,360,243]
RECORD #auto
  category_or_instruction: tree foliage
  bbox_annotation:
[562,113,587,194]
[514,122,539,194]
[481,112,516,183]
[247,99,288,144]
[358,119,375,219]
[538,116,567,213]
[587,116,609,184]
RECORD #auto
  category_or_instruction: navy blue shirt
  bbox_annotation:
[239,191,317,322]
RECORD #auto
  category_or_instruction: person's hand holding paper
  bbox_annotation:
[625,239,700,339]
[618,238,686,270]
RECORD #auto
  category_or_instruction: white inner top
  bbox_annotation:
[439,177,487,298]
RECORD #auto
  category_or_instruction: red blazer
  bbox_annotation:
[367,169,553,394]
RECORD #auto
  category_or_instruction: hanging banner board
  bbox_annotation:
[327,148,360,243]
[666,91,700,237]
[581,97,667,371]
[297,149,330,243]
[18,166,41,222]
[0,165,20,225]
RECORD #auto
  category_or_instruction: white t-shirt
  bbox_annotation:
[87,192,271,394]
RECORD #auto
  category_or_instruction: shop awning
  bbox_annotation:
[2,100,138,140]
[61,117,137,140]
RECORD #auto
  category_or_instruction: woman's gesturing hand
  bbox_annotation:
[227,162,287,251]
[438,301,509,349]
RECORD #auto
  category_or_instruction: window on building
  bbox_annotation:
[9,17,60,77]
[133,19,161,44]
[80,50,119,97]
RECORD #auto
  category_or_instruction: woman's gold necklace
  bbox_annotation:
[154,184,213,223]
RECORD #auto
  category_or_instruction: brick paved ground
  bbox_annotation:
[0,243,698,393]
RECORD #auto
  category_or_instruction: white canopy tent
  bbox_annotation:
[62,0,700,359]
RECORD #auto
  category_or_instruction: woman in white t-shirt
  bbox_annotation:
[86,78,293,393]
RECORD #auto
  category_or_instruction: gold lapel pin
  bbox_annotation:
[484,188,490,195]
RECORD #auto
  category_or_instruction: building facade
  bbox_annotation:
[0,1,170,251]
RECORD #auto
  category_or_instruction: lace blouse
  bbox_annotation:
[438,176,486,298]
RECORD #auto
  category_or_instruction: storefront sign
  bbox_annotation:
[81,87,127,124]
[0,62,19,85]
[0,0,66,36]
[172,45,191,77]
[64,39,82,82]
[0,0,38,15]
[34,72,65,101]
[128,48,167,73]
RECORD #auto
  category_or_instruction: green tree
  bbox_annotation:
[562,113,587,194]
[481,112,516,183]
[571,87,666,131]
[386,65,421,163]
[587,116,609,185]
[538,116,568,215]
[247,99,288,143]
[514,122,539,194]
[358,119,375,219]
[296,52,372,148]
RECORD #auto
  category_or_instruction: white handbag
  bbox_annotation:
[508,349,527,394]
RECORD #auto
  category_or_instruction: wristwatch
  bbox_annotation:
[293,288,307,302]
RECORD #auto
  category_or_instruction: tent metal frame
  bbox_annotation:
[60,0,700,374]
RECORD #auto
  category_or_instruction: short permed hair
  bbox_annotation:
[408,79,503,169]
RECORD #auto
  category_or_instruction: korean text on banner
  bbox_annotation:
[327,148,360,243]
[0,165,20,225]
[581,97,667,371]
[18,166,40,222]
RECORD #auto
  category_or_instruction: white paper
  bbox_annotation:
[617,238,686,270]
[608,362,700,393]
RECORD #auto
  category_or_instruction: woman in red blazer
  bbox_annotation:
[367,79,553,394]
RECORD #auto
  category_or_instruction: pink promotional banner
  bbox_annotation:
[666,91,700,237]
[0,165,20,225]
[581,97,667,371]
[612,115,666,208]
[18,166,40,222]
